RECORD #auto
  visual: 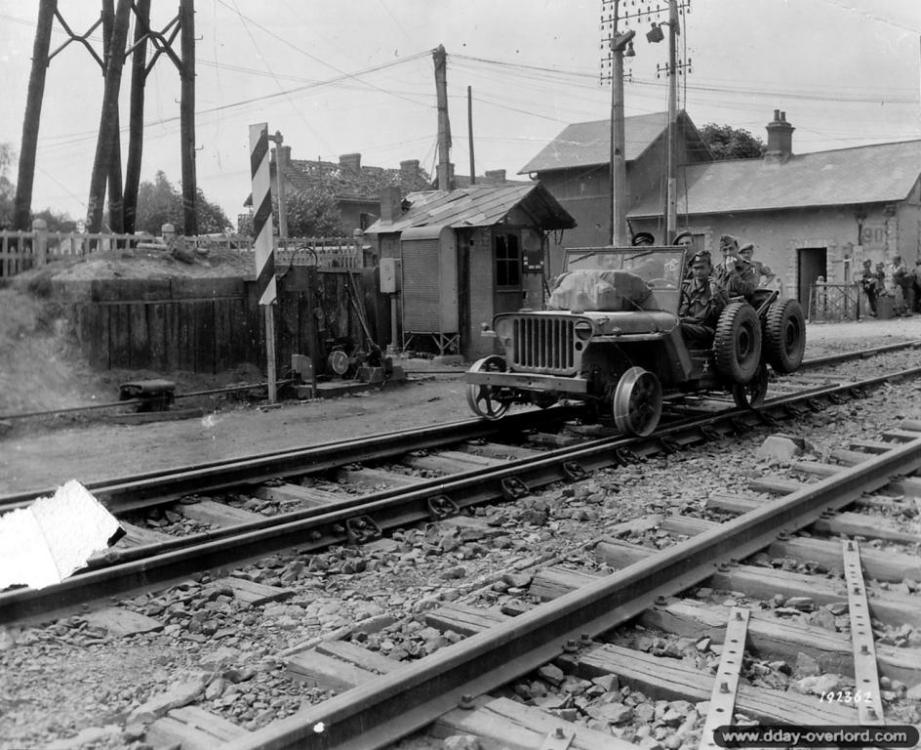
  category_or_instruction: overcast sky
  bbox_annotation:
[1,0,919,226]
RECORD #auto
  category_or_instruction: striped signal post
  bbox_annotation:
[249,123,278,403]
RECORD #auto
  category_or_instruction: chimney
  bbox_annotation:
[484,169,506,185]
[379,185,403,224]
[278,145,291,166]
[400,159,419,191]
[764,109,794,164]
[339,152,361,174]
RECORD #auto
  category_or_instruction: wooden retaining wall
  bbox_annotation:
[63,267,389,376]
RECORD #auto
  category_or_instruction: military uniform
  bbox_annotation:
[679,276,728,344]
[714,235,756,298]
[714,259,756,298]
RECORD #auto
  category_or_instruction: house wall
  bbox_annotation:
[534,165,610,276]
[629,199,921,303]
[534,130,709,276]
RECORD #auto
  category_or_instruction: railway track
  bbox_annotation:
[223,419,921,750]
[2,348,920,626]
[2,343,921,749]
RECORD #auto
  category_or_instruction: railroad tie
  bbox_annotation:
[699,607,750,750]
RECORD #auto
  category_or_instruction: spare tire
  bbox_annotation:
[713,301,762,384]
[764,298,806,373]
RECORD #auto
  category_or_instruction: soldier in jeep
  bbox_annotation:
[679,250,728,344]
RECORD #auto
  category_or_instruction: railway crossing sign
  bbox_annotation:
[249,122,278,402]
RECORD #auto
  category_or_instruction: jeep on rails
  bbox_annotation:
[464,245,805,436]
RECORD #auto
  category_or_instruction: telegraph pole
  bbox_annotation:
[647,0,692,241]
[601,0,635,246]
[433,45,453,190]
[87,0,130,233]
[123,0,151,235]
[179,0,197,236]
[665,0,679,240]
[13,0,56,231]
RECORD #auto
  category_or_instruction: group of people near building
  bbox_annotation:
[859,255,921,317]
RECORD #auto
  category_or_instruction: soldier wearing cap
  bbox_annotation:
[714,235,755,298]
[631,231,655,247]
[738,242,773,288]
[160,223,195,264]
[679,250,728,344]
[672,231,694,249]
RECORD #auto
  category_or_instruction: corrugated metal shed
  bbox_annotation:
[364,182,575,234]
[628,140,921,217]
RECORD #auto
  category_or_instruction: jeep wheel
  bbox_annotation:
[466,355,513,420]
[764,298,805,373]
[732,362,768,409]
[612,366,663,437]
[713,301,762,384]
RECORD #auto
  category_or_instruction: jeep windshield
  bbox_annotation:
[557,247,687,315]
[565,247,686,281]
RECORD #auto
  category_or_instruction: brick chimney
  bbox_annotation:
[764,109,794,164]
[278,145,291,166]
[400,159,420,191]
[339,153,361,174]
[379,185,403,224]
[484,169,506,185]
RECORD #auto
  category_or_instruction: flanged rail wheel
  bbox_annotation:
[612,366,663,437]
[764,298,806,373]
[466,355,513,420]
[732,362,768,409]
[713,301,762,384]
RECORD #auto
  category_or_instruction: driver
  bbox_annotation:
[679,250,728,344]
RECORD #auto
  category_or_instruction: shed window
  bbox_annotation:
[495,234,521,288]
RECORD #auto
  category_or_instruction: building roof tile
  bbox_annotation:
[627,139,921,217]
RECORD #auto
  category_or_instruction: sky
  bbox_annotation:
[0,0,919,227]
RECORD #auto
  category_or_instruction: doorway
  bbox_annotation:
[797,247,827,306]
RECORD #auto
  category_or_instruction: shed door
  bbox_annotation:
[494,231,523,314]
[797,247,826,306]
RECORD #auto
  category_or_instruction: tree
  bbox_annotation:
[132,171,230,235]
[0,143,15,228]
[699,123,766,160]
[283,185,344,238]
[32,208,77,232]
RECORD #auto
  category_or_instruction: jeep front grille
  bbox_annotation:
[511,316,577,374]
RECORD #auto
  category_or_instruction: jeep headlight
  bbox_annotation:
[573,320,594,341]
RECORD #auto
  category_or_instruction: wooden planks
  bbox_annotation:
[215,577,293,606]
[147,706,248,750]
[640,598,921,685]
[572,644,855,725]
[435,697,635,750]
[179,499,264,527]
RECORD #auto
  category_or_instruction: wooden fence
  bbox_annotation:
[67,265,387,376]
[0,223,363,277]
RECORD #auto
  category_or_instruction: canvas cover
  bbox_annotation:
[548,269,652,312]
